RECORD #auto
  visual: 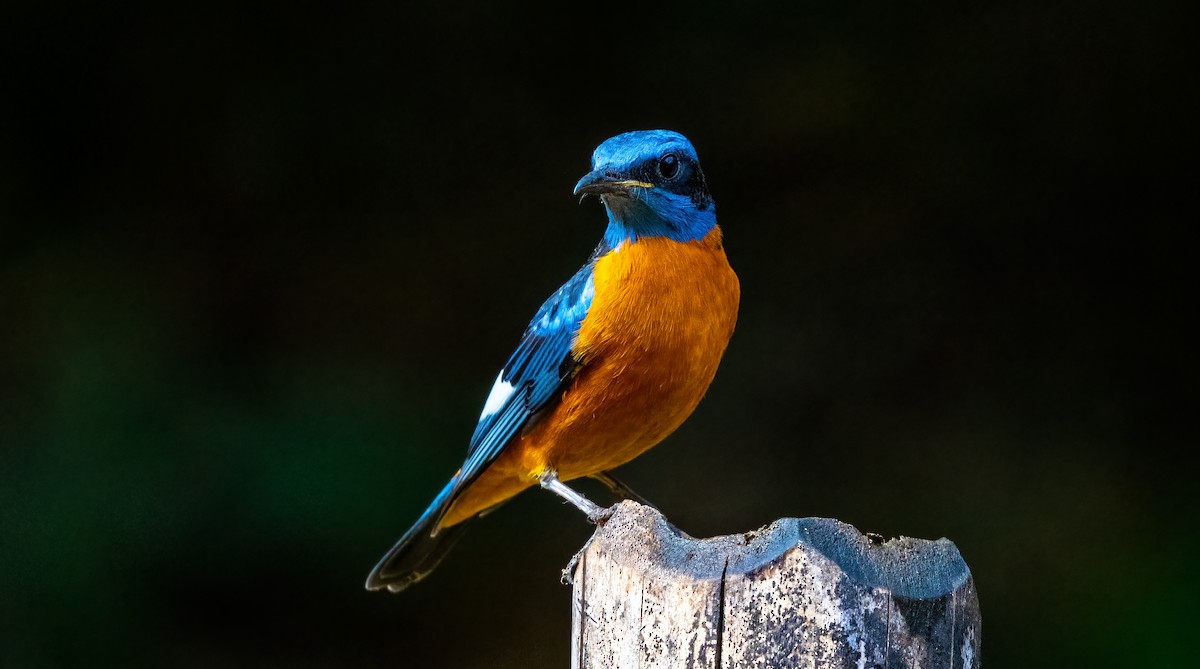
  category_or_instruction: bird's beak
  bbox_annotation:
[573,169,654,197]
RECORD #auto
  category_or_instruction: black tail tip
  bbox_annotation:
[364,570,423,593]
[364,517,475,595]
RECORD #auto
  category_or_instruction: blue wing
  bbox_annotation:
[457,260,597,488]
[365,254,599,591]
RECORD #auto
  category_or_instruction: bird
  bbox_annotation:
[365,129,740,593]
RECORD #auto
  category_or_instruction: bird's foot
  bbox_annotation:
[589,471,657,510]
[539,470,611,524]
[560,535,593,586]
[586,505,613,525]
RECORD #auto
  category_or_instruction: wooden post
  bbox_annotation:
[569,501,980,669]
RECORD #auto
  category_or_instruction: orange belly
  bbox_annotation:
[439,227,739,527]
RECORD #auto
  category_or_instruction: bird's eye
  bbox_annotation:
[656,154,680,180]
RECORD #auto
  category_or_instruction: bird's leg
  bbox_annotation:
[539,470,611,524]
[589,471,657,509]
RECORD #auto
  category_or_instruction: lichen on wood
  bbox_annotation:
[570,501,981,669]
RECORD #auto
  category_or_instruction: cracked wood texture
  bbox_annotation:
[570,501,980,669]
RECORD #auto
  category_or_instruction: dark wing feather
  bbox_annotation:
[458,261,596,489]
[365,258,599,592]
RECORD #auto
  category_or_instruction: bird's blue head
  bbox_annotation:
[574,130,716,247]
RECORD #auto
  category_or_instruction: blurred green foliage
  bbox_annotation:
[0,0,1192,666]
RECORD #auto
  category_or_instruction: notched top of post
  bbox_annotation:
[591,501,971,600]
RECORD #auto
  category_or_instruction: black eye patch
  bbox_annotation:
[634,155,712,209]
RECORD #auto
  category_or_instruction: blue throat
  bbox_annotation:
[601,194,717,247]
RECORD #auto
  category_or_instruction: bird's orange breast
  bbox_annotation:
[439,227,739,527]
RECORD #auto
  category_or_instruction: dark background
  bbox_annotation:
[1,1,1193,667]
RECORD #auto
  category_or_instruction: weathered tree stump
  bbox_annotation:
[569,501,980,669]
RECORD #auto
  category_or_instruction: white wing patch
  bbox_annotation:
[479,373,516,419]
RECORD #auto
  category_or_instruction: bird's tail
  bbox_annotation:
[365,477,473,593]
